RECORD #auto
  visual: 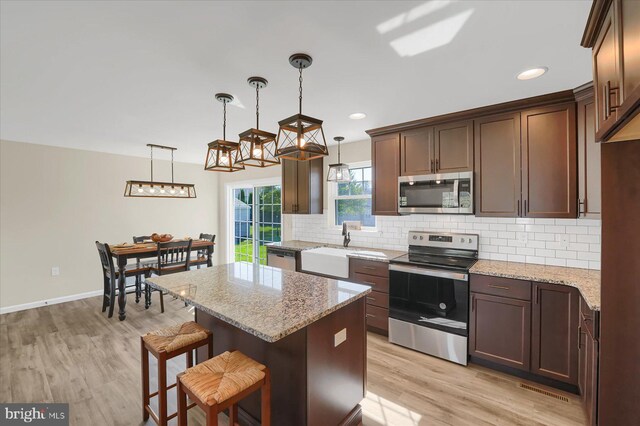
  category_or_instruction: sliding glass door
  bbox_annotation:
[232,184,281,265]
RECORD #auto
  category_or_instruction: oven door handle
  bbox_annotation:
[389,264,468,281]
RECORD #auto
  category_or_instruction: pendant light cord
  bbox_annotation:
[298,67,303,115]
[337,139,341,163]
[223,100,227,141]
[256,84,260,129]
[150,145,154,181]
[171,149,174,183]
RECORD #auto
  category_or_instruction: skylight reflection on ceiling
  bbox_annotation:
[376,0,452,35]
[389,9,474,57]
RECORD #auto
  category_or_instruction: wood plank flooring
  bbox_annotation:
[0,296,588,425]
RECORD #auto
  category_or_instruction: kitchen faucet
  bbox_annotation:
[342,222,351,247]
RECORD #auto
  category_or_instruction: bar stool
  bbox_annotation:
[141,321,213,426]
[177,350,271,426]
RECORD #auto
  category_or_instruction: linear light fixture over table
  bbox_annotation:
[327,136,351,182]
[204,93,245,172]
[275,53,328,161]
[124,144,196,198]
[237,77,280,167]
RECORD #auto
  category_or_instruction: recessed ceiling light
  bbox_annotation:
[517,67,548,80]
[349,112,367,120]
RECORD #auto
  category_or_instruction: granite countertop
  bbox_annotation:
[267,240,405,263]
[470,260,601,310]
[145,263,371,342]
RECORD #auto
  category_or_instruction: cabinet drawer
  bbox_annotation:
[366,304,389,332]
[350,258,388,278]
[351,272,389,293]
[365,290,389,309]
[470,275,531,301]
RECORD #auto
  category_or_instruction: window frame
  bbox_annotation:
[328,161,376,231]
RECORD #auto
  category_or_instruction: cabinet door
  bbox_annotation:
[578,322,587,396]
[434,120,473,173]
[474,113,522,217]
[372,134,400,215]
[577,97,601,217]
[281,159,298,214]
[522,103,577,218]
[296,160,310,214]
[469,292,531,371]
[593,3,621,134]
[531,282,579,385]
[620,0,640,101]
[400,127,433,176]
[294,158,323,215]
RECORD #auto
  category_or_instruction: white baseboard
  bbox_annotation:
[0,289,102,315]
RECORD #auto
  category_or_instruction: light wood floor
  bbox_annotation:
[0,296,588,426]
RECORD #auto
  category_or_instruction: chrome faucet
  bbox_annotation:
[342,222,351,247]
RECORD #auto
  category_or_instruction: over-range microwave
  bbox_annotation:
[398,171,473,214]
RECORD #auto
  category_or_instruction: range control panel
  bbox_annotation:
[408,231,479,251]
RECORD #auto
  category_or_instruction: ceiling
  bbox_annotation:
[0,0,593,164]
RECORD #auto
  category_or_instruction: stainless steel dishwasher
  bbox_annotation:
[266,247,297,271]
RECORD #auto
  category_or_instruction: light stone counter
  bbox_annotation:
[267,240,405,263]
[146,262,371,342]
[470,260,601,310]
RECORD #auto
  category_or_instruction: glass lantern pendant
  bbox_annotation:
[237,77,280,167]
[327,136,351,182]
[275,53,329,161]
[204,93,245,172]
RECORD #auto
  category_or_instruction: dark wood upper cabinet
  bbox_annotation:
[434,120,474,173]
[400,127,433,176]
[469,292,531,371]
[576,88,601,218]
[372,133,400,216]
[582,0,640,142]
[474,113,522,217]
[521,103,577,218]
[531,283,579,385]
[281,158,323,214]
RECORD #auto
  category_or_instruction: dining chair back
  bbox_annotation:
[96,241,120,318]
[154,239,193,275]
[96,241,116,280]
[199,233,216,243]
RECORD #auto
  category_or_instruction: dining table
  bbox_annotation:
[108,239,215,320]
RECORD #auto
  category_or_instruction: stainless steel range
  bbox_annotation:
[388,231,479,365]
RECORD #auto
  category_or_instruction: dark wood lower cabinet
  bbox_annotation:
[349,258,389,336]
[469,292,531,371]
[531,283,579,385]
[579,316,599,426]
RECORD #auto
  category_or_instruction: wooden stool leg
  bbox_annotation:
[158,352,168,426]
[177,377,188,426]
[159,291,165,313]
[206,404,219,426]
[261,369,271,426]
[186,350,193,369]
[228,404,238,426]
[141,338,150,421]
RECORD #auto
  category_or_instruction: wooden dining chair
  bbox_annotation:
[146,239,193,313]
[96,241,150,318]
[192,233,215,270]
[133,235,156,303]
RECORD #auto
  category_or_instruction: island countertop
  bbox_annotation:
[145,262,371,342]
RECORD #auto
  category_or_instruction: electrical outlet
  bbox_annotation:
[51,266,60,277]
[334,328,347,347]
[558,234,569,249]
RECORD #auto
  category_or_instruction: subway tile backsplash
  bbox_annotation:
[290,214,601,270]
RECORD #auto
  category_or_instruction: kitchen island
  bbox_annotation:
[146,262,371,426]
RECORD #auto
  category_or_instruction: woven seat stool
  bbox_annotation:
[177,350,271,426]
[141,321,213,426]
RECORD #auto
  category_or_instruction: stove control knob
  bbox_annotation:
[413,235,417,240]
[419,236,424,240]
[468,238,473,243]
[460,238,464,243]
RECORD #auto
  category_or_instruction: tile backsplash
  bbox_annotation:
[291,213,601,270]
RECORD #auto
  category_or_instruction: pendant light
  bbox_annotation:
[327,136,351,182]
[237,77,280,167]
[204,93,245,172]
[275,53,328,161]
[124,144,197,198]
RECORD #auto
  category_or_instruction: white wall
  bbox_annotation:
[0,140,220,309]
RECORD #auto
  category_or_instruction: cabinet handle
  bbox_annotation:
[604,80,620,119]
[488,284,510,290]
[435,159,439,171]
[366,296,375,301]
[578,199,585,217]
[363,281,376,286]
[517,200,521,217]
[603,83,610,119]
[361,266,376,270]
[431,159,434,173]
[366,314,376,318]
[524,200,528,216]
